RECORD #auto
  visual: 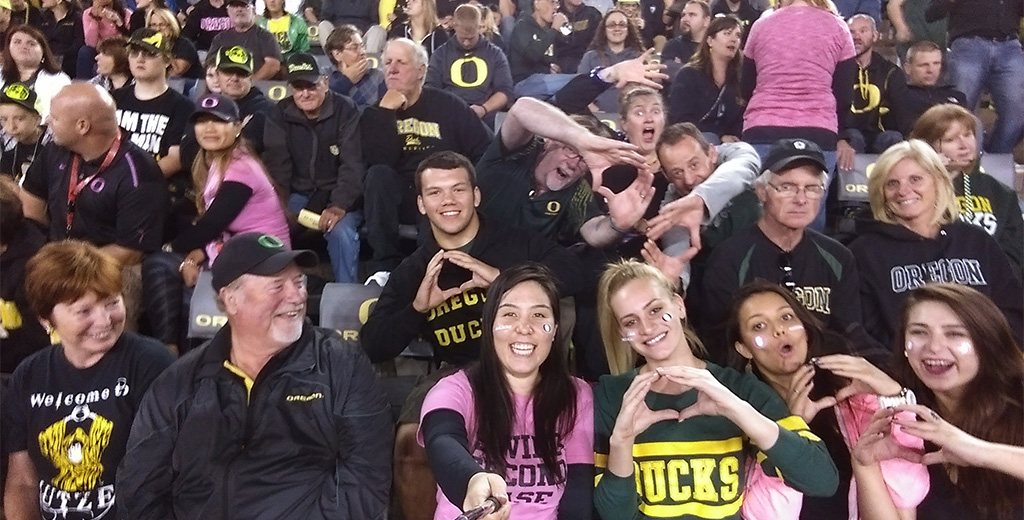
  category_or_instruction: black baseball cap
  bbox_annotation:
[0,82,40,115]
[761,138,828,174]
[211,233,318,291]
[215,45,255,75]
[285,53,321,84]
[226,0,253,6]
[190,93,241,123]
[128,27,172,55]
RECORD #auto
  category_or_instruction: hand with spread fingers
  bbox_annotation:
[851,407,923,467]
[640,238,697,285]
[611,371,681,442]
[654,365,747,421]
[601,48,670,90]
[892,404,989,467]
[578,136,647,191]
[645,193,705,254]
[595,166,656,232]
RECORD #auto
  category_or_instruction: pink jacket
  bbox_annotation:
[82,7,131,47]
[742,394,929,520]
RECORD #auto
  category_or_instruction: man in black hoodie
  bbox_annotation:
[895,40,966,136]
[836,14,905,170]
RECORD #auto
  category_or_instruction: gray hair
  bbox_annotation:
[215,275,249,313]
[385,37,430,70]
[847,13,876,32]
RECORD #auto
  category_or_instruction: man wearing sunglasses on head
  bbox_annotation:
[697,138,879,365]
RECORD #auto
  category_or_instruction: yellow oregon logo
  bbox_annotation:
[450,57,489,88]
[142,32,163,48]
[4,83,29,101]
[851,83,882,115]
[226,46,249,64]
[546,201,561,214]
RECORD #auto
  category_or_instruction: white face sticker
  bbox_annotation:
[494,324,513,331]
[787,323,804,333]
[753,335,767,349]
[542,323,553,334]
[661,313,673,322]
[905,339,917,353]
[955,340,973,355]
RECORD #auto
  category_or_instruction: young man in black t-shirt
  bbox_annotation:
[0,83,50,183]
[113,28,194,179]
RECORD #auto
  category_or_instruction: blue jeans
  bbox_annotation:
[844,129,903,154]
[512,73,576,101]
[947,37,1024,153]
[751,144,836,233]
[287,193,363,283]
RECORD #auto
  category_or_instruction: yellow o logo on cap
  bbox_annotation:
[4,84,29,101]
[142,32,164,48]
[226,46,249,64]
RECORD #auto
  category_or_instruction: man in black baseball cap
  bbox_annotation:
[0,82,45,179]
[208,0,283,81]
[119,229,393,518]
[696,137,869,364]
[265,54,365,283]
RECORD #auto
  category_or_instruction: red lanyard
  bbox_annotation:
[65,132,122,234]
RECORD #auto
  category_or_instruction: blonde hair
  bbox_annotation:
[597,260,706,375]
[147,8,181,38]
[867,139,959,227]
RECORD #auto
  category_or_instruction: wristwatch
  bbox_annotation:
[877,387,917,409]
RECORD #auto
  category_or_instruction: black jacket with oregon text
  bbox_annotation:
[849,220,1023,348]
[116,321,393,520]
[360,217,586,366]
[266,91,365,212]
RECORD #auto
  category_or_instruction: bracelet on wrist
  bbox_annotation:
[877,387,916,409]
[590,66,612,85]
[608,217,631,234]
[178,258,198,273]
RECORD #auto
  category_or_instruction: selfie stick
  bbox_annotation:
[454,497,502,520]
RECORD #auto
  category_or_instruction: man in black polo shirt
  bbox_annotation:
[20,83,167,326]
[425,4,512,128]
[927,0,1023,152]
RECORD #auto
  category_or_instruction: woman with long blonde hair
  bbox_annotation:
[387,0,450,55]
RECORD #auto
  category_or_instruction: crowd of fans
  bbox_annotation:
[0,0,1022,516]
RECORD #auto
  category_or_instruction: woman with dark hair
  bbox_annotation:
[0,25,70,119]
[387,0,449,56]
[88,35,130,91]
[141,93,289,354]
[257,0,310,61]
[852,283,1024,520]
[77,0,131,78]
[324,24,386,110]
[576,8,644,113]
[39,0,84,78]
[668,14,743,144]
[909,103,1023,271]
[2,240,174,519]
[725,280,927,520]
[848,140,1023,349]
[593,260,838,520]
[419,263,593,519]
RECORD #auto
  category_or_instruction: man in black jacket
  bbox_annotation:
[267,53,365,283]
[117,232,393,519]
[895,40,966,136]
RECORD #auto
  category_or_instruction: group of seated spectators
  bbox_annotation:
[0,0,1022,516]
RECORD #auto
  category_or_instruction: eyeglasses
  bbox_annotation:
[561,143,582,161]
[765,181,826,199]
[342,42,363,52]
[128,48,161,59]
[778,252,796,292]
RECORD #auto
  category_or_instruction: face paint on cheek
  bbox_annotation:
[620,331,637,342]
[788,323,804,333]
[662,313,673,322]
[753,335,767,349]
[542,323,553,334]
[956,340,973,355]
[493,324,513,331]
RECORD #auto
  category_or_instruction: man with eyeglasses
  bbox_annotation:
[265,53,364,283]
[118,232,393,519]
[696,138,869,364]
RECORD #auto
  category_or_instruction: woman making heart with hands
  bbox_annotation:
[725,280,928,520]
[593,261,839,520]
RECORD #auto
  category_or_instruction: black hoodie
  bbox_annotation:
[841,51,907,140]
[849,220,1023,348]
[895,83,967,136]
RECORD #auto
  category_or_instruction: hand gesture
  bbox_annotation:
[412,250,464,313]
[552,12,569,28]
[464,473,511,520]
[595,165,656,231]
[812,354,901,402]
[342,57,369,84]
[784,364,837,423]
[575,133,646,190]
[893,404,986,467]
[379,89,408,110]
[601,48,669,90]
[611,371,681,441]
[442,250,499,292]
[641,238,697,282]
[320,206,346,233]
[181,249,206,288]
[645,193,706,252]
[655,366,744,421]
[852,408,923,467]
